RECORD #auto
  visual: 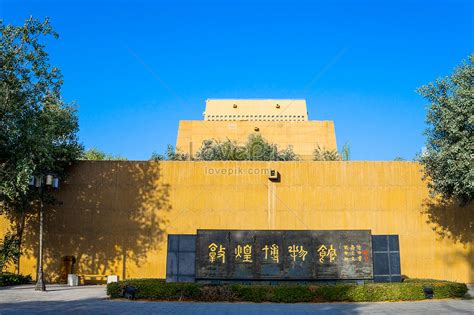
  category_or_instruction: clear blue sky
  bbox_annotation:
[2,0,473,160]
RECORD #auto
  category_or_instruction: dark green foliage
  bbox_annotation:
[1,17,83,207]
[106,281,122,298]
[0,233,20,272]
[150,151,165,161]
[107,279,201,300]
[199,285,237,301]
[272,285,314,302]
[0,272,32,286]
[417,55,474,205]
[196,139,244,161]
[231,285,270,302]
[0,17,83,258]
[164,144,190,161]
[154,135,298,161]
[81,148,127,161]
[313,146,341,161]
[404,278,469,299]
[195,134,298,161]
[151,144,189,161]
[313,284,353,301]
[106,278,468,302]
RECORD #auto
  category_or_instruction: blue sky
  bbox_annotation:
[2,0,473,160]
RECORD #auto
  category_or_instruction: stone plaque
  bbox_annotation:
[195,229,373,280]
[195,230,229,279]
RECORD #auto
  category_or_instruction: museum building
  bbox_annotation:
[0,99,472,283]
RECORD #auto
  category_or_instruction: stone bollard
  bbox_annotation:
[107,275,119,284]
[67,274,79,286]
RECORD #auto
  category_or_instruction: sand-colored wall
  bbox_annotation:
[1,161,472,283]
[176,121,337,160]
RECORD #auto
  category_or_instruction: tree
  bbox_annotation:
[417,55,473,206]
[245,134,296,161]
[313,146,341,161]
[0,232,20,272]
[195,139,240,161]
[150,151,165,161]
[165,144,189,161]
[0,17,83,272]
[194,134,299,161]
[149,145,189,161]
[81,148,127,161]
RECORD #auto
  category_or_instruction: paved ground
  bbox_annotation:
[0,284,473,315]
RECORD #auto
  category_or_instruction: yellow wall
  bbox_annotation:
[176,121,337,160]
[2,161,472,283]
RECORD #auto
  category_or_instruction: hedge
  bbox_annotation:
[107,278,468,302]
[0,273,32,286]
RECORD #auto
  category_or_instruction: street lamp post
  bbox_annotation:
[29,174,59,291]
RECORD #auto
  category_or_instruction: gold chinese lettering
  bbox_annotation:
[318,244,337,263]
[317,245,327,263]
[327,245,337,262]
[209,243,226,264]
[235,244,253,263]
[270,244,279,263]
[235,245,242,258]
[288,245,308,262]
[209,243,218,263]
[262,244,279,263]
[243,244,253,262]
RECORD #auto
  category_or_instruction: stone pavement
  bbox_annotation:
[0,284,473,315]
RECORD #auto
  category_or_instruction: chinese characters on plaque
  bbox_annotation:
[262,244,279,263]
[208,243,226,263]
[196,230,373,280]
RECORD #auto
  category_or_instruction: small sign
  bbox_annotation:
[195,230,373,280]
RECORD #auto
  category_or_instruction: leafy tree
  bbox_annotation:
[245,134,281,161]
[277,145,299,161]
[0,233,20,272]
[196,139,241,161]
[81,148,127,161]
[166,144,189,161]
[195,134,299,161]
[417,55,473,205]
[0,17,83,271]
[313,146,341,161]
[315,142,350,161]
[150,151,165,161]
[394,156,406,161]
[149,145,189,161]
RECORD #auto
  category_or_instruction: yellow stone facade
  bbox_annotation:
[2,161,472,283]
[176,99,337,160]
[176,120,337,161]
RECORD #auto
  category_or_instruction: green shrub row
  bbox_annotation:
[107,278,468,302]
[0,273,32,286]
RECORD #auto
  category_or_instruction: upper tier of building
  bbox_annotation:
[177,99,337,160]
[204,99,308,121]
